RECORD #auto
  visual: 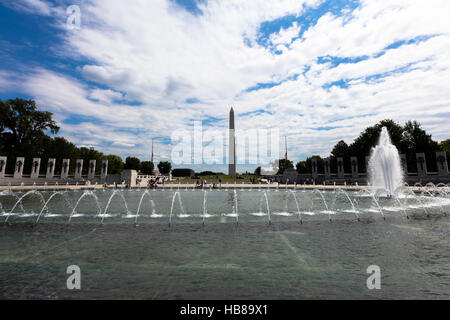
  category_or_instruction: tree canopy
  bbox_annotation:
[125,157,141,171]
[348,119,404,157]
[328,119,442,172]
[338,119,440,157]
[401,120,440,154]
[1,99,61,173]
[296,156,324,174]
[140,161,154,175]
[0,98,127,175]
[277,158,294,175]
[0,99,59,156]
[331,140,349,158]
[157,161,172,174]
[440,139,450,153]
[104,155,124,174]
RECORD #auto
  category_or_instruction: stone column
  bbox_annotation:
[75,160,83,179]
[101,160,108,180]
[436,151,448,176]
[0,156,7,179]
[337,157,345,179]
[46,158,56,179]
[416,153,427,177]
[121,170,137,187]
[88,160,96,180]
[311,158,318,179]
[324,157,331,180]
[30,158,41,179]
[350,156,359,179]
[400,154,408,175]
[14,157,25,179]
[365,156,371,174]
[61,159,70,179]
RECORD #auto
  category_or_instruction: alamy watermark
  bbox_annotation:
[366,265,381,290]
[67,265,81,290]
[66,5,81,29]
[170,121,280,174]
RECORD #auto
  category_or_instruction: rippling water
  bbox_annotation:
[0,189,449,299]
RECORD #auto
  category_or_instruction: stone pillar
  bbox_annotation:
[0,156,7,179]
[61,159,70,179]
[101,160,108,180]
[337,157,345,179]
[30,158,41,179]
[46,158,56,179]
[311,158,318,179]
[324,157,331,180]
[14,157,25,179]
[416,153,427,177]
[350,156,359,179]
[121,169,138,187]
[75,159,83,179]
[436,151,448,176]
[400,154,408,175]
[365,156,371,174]
[88,160,96,180]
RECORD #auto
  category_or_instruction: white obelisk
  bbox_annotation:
[228,107,236,175]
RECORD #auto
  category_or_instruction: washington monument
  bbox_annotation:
[228,107,236,175]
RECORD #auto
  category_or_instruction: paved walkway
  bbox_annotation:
[0,183,427,193]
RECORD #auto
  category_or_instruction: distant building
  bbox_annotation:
[172,168,195,177]
[153,170,161,176]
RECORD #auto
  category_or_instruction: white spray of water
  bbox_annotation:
[368,127,404,195]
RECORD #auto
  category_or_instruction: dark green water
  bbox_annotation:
[1,189,449,299]
[1,217,450,299]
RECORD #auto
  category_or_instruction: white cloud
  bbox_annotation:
[1,0,60,16]
[88,88,124,103]
[5,0,450,168]
[269,22,301,46]
[0,70,18,91]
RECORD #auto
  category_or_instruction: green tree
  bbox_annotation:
[401,121,440,153]
[0,98,134,176]
[401,120,440,172]
[199,171,215,176]
[0,99,59,153]
[124,156,141,171]
[296,161,307,174]
[157,161,172,174]
[0,99,60,173]
[327,119,440,173]
[441,139,450,153]
[296,156,324,174]
[140,161,154,175]
[441,139,450,169]
[78,147,104,175]
[277,159,294,175]
[40,137,79,175]
[331,140,350,158]
[330,140,350,173]
[104,155,124,174]
[254,166,261,176]
[349,120,404,157]
[306,155,324,174]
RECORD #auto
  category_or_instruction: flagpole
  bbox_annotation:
[151,138,154,163]
[285,136,288,160]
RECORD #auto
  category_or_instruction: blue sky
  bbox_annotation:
[1,0,449,173]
